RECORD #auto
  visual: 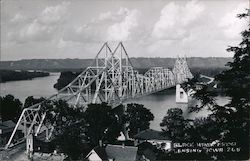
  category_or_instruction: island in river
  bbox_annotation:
[0,70,50,83]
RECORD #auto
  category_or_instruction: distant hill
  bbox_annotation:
[0,57,232,70]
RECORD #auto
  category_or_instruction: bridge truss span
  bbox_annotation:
[5,42,193,149]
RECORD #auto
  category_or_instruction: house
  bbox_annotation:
[86,144,138,161]
[85,146,108,161]
[106,144,138,161]
[134,129,172,151]
[0,120,23,147]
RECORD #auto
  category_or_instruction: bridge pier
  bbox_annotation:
[26,134,34,159]
[176,84,188,103]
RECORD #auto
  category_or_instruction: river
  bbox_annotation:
[0,73,229,130]
[0,73,60,103]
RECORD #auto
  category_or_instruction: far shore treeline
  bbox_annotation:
[0,70,49,83]
[0,57,232,71]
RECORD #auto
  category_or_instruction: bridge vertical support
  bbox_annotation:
[26,134,34,159]
[176,84,188,103]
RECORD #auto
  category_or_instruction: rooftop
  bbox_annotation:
[87,144,138,161]
[92,146,108,160]
[134,129,170,140]
[0,120,16,134]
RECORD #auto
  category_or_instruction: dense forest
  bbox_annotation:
[0,70,49,83]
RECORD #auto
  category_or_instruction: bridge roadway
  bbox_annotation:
[4,42,193,155]
[200,74,214,84]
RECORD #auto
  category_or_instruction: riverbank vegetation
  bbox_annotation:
[0,70,49,83]
[53,71,80,90]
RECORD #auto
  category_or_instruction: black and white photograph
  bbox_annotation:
[0,0,249,160]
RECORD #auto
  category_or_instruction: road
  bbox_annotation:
[200,74,215,84]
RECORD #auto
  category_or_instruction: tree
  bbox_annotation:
[24,96,45,108]
[179,10,249,160]
[160,108,189,141]
[216,16,250,105]
[188,117,221,142]
[155,10,249,161]
[182,74,217,113]
[53,71,80,90]
[212,10,250,159]
[84,103,121,146]
[125,103,154,137]
[0,95,22,122]
[53,122,88,160]
[42,100,88,160]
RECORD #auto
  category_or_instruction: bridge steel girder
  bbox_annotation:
[5,42,193,149]
[173,56,193,83]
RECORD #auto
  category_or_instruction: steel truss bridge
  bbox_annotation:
[5,42,193,149]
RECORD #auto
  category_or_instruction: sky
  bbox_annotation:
[1,0,249,61]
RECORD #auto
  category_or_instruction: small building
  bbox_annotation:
[0,120,23,147]
[86,144,138,161]
[86,146,108,161]
[134,129,172,151]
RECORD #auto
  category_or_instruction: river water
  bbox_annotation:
[0,73,229,130]
[0,73,60,103]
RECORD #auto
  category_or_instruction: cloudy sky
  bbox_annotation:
[1,0,249,60]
